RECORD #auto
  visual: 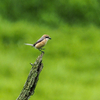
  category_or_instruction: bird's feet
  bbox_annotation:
[41,51,44,54]
[41,48,45,50]
[39,48,45,54]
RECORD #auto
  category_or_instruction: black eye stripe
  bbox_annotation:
[46,36,49,38]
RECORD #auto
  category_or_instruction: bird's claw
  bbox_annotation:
[39,49,45,54]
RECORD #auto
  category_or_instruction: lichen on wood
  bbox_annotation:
[17,53,44,100]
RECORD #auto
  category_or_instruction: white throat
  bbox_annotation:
[45,38,49,44]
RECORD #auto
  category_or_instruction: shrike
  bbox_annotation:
[25,34,51,53]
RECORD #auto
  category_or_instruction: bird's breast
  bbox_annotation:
[35,39,47,49]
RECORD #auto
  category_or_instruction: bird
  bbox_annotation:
[25,34,51,53]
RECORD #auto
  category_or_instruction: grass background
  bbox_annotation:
[0,17,100,100]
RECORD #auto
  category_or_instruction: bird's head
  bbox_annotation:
[42,34,51,40]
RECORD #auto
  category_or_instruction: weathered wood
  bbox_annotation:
[17,53,44,100]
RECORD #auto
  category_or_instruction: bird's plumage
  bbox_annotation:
[25,34,51,53]
[33,37,44,47]
[24,43,33,46]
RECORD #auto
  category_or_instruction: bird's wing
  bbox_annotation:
[33,37,44,46]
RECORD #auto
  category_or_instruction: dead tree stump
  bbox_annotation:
[17,53,44,100]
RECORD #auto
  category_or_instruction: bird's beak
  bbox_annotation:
[49,37,51,39]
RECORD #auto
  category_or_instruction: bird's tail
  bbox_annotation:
[24,43,33,46]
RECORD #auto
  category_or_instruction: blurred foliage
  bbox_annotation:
[0,0,100,100]
[0,18,100,100]
[0,0,100,26]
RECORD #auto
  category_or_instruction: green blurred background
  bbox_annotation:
[0,0,100,100]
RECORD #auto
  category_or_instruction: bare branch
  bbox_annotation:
[17,53,44,100]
